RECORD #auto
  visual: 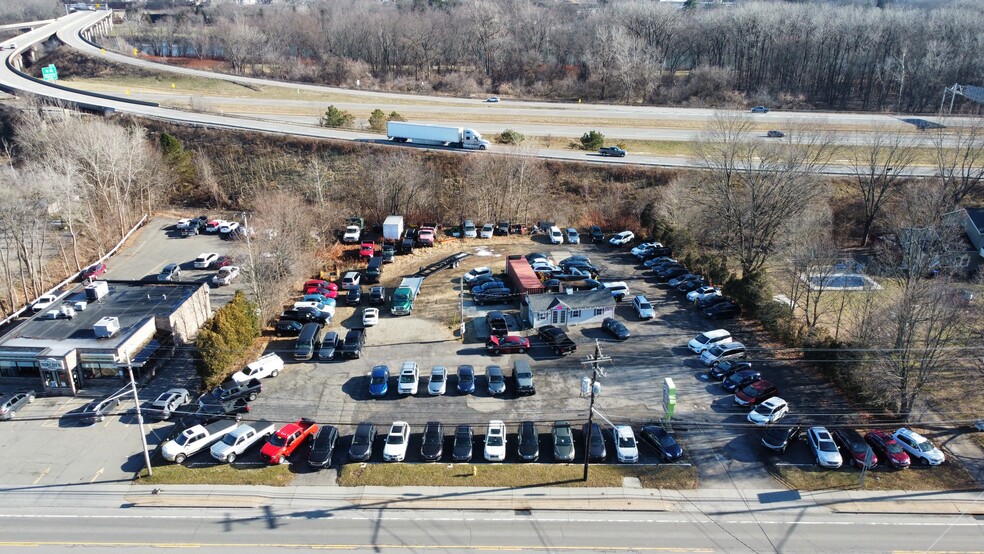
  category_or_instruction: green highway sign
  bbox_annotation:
[41,64,58,82]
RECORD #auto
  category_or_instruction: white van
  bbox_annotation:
[688,329,732,354]
[549,226,564,245]
[700,341,746,367]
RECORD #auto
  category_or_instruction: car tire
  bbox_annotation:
[27,395,34,403]
[248,392,258,401]
[175,454,187,464]
[518,348,526,354]
[920,457,929,466]
[227,453,237,464]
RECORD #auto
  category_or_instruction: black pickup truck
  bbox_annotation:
[537,325,578,356]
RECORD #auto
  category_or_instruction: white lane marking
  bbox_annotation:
[31,468,50,485]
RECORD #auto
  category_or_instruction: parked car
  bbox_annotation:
[734,380,778,406]
[486,365,506,395]
[484,420,507,462]
[341,272,361,289]
[747,397,789,426]
[306,425,339,469]
[149,388,190,420]
[318,331,340,360]
[452,424,474,462]
[565,228,580,244]
[537,325,577,356]
[807,426,843,469]
[338,328,366,359]
[632,295,655,319]
[709,360,752,381]
[420,422,444,462]
[210,420,276,464]
[655,267,688,283]
[348,422,377,462]
[700,341,746,367]
[517,421,540,462]
[398,361,419,395]
[513,361,536,396]
[383,421,411,462]
[274,319,303,337]
[362,307,379,327]
[463,266,492,283]
[677,279,707,294]
[359,241,375,258]
[473,289,517,306]
[687,286,722,303]
[551,421,576,462]
[342,225,361,243]
[704,301,742,320]
[480,224,495,239]
[496,221,510,236]
[163,420,237,463]
[427,366,448,396]
[697,295,731,310]
[590,225,605,243]
[832,428,878,469]
[864,430,910,469]
[381,244,395,263]
[722,369,761,393]
[81,263,108,280]
[194,252,219,269]
[462,220,478,238]
[472,280,507,294]
[603,281,630,302]
[211,255,234,269]
[156,263,181,282]
[456,364,476,394]
[261,418,319,465]
[761,418,802,453]
[486,334,530,355]
[602,317,631,341]
[0,390,35,420]
[485,311,509,337]
[688,329,732,355]
[613,425,639,463]
[608,231,635,247]
[639,424,684,462]
[369,285,386,305]
[583,422,607,462]
[368,365,389,398]
[79,395,122,424]
[30,293,58,312]
[892,428,945,466]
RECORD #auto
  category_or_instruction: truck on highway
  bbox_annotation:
[387,122,491,151]
[391,277,423,316]
[383,215,404,243]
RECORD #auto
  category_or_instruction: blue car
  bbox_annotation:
[457,364,476,394]
[303,294,337,307]
[369,365,389,398]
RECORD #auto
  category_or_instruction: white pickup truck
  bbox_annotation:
[161,420,238,464]
[230,353,284,384]
[210,420,276,463]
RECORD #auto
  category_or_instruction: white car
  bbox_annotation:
[212,266,240,286]
[463,266,492,284]
[175,218,192,230]
[700,341,746,366]
[687,286,721,303]
[893,428,945,466]
[205,220,227,233]
[630,242,662,258]
[613,425,639,463]
[219,222,240,234]
[603,281,630,302]
[150,388,190,420]
[531,262,562,274]
[231,353,284,383]
[194,252,218,269]
[608,231,635,246]
[342,225,361,243]
[807,426,843,468]
[548,226,563,245]
[210,421,276,463]
[342,271,361,289]
[484,420,507,461]
[31,294,58,313]
[632,295,655,319]
[427,366,447,396]
[747,397,788,426]
[397,361,419,395]
[688,329,732,354]
[480,224,494,239]
[383,421,411,462]
[462,220,478,239]
[486,96,500,103]
[362,307,379,327]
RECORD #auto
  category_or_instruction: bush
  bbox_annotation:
[496,129,525,144]
[388,111,405,122]
[195,291,260,388]
[579,130,604,150]
[722,271,770,317]
[320,105,354,128]
[368,109,387,132]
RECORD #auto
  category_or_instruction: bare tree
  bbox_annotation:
[933,115,984,209]
[849,123,918,247]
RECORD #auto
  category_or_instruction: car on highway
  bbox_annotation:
[0,390,35,420]
[348,422,376,462]
[149,388,190,420]
[751,106,770,113]
[81,263,108,280]
[639,425,684,462]
[398,362,419,395]
[456,364,476,394]
[632,295,655,319]
[892,428,945,466]
[722,369,761,394]
[307,425,339,469]
[613,425,639,463]
[420,422,444,462]
[463,266,492,283]
[760,418,802,453]
[486,365,506,395]
[807,426,843,468]
[212,266,240,286]
[602,317,631,341]
[832,428,878,469]
[552,421,576,462]
[734,379,778,406]
[427,366,448,396]
[599,146,627,157]
[368,365,389,398]
[156,263,181,282]
[767,130,785,138]
[383,421,411,462]
[362,307,379,327]
[486,96,500,103]
[864,430,910,469]
[194,252,219,269]
[608,231,635,247]
[452,424,474,462]
[747,397,789,426]
[484,420,507,462]
[517,421,539,462]
[486,334,530,355]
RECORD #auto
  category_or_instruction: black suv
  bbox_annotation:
[517,421,539,462]
[339,328,366,359]
[346,285,362,306]
[589,225,605,243]
[348,422,376,461]
[421,422,444,462]
[495,221,510,236]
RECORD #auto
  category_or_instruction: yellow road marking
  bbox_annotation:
[31,467,49,485]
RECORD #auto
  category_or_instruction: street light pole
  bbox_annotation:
[125,355,153,477]
[581,340,610,482]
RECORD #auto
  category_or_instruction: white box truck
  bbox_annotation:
[387,122,490,150]
[383,215,404,242]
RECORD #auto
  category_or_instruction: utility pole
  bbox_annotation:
[125,355,153,477]
[581,340,611,482]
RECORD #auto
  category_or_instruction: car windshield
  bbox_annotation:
[885,441,903,454]
[353,434,369,445]
[174,433,193,446]
[490,374,503,383]
[618,435,635,448]
[460,374,473,382]
[432,373,444,382]
[487,436,503,446]
[399,374,414,383]
[754,404,773,415]
[917,441,934,452]
[387,434,404,445]
[740,384,760,396]
[370,376,385,385]
[221,434,238,446]
[268,435,287,447]
[517,371,531,380]
[708,345,723,356]
[639,302,651,310]
[819,440,838,453]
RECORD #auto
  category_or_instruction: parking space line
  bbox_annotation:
[32,467,50,485]
[41,399,77,428]
[90,468,104,483]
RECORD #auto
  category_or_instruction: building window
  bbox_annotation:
[0,359,38,378]
[570,309,581,318]
[594,307,605,316]
[80,362,119,380]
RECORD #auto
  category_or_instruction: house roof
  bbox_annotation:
[966,208,984,234]
[527,290,614,313]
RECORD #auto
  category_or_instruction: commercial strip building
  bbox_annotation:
[0,280,211,396]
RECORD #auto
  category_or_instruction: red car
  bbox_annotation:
[211,255,234,269]
[734,379,778,406]
[865,430,911,469]
[359,241,375,258]
[303,279,338,295]
[261,418,319,465]
[81,263,107,280]
[486,334,530,355]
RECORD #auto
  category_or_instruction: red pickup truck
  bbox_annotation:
[260,418,319,464]
[359,241,375,258]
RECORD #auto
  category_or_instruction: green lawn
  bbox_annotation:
[135,463,294,486]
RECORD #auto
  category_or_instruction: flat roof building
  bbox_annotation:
[0,280,211,395]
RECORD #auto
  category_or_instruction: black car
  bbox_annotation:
[280,308,329,324]
[473,290,517,306]
[381,244,396,263]
[369,286,386,305]
[704,301,742,320]
[338,329,366,359]
[517,421,540,462]
[485,311,508,336]
[639,425,684,462]
[180,219,203,237]
[697,295,730,310]
[79,395,122,424]
[583,422,607,462]
[542,278,562,292]
[495,221,510,236]
[191,397,249,425]
[760,418,801,453]
[308,425,339,469]
[318,331,340,360]
[677,279,707,293]
[601,317,631,341]
[456,364,476,394]
[452,424,474,462]
[348,422,376,462]
[399,237,414,254]
[650,262,684,275]
[472,281,507,294]
[722,369,762,393]
[471,274,504,287]
[589,225,605,243]
[420,421,444,462]
[559,261,599,276]
[274,319,303,337]
[346,285,362,306]
[656,267,688,283]
[709,360,752,380]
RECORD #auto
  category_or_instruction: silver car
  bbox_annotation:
[0,390,36,420]
[807,426,843,469]
[486,365,506,395]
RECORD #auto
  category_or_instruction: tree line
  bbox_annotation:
[109,0,984,112]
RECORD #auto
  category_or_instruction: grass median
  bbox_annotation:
[135,463,294,486]
[338,462,697,489]
[770,462,978,491]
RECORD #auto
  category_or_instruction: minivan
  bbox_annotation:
[688,329,732,354]
[294,322,323,361]
[700,341,746,367]
[365,257,383,283]
[549,226,564,245]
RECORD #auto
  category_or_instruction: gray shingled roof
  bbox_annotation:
[526,290,614,312]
